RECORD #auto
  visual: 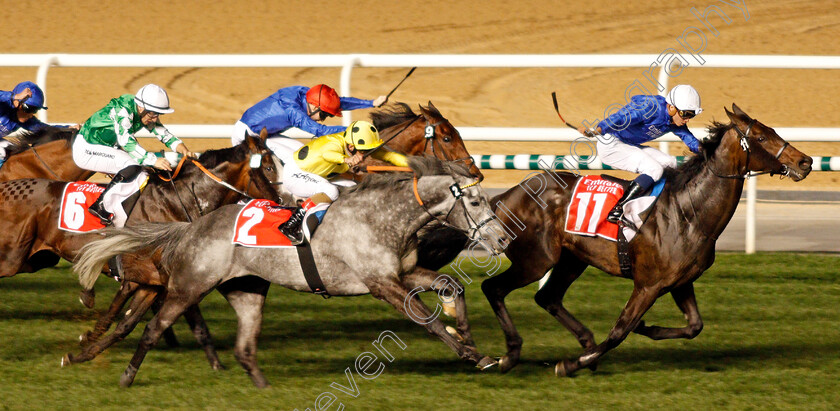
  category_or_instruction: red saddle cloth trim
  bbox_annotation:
[232,199,296,248]
[564,175,624,241]
[58,182,107,233]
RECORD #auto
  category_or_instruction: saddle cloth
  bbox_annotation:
[564,175,665,242]
[58,182,108,233]
[232,199,297,247]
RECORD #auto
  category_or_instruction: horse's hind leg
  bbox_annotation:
[80,281,141,347]
[557,285,659,377]
[535,253,596,351]
[182,304,225,370]
[218,276,271,388]
[402,267,476,348]
[370,279,495,369]
[481,256,553,373]
[120,294,196,388]
[63,286,159,366]
[633,283,703,340]
[151,294,181,347]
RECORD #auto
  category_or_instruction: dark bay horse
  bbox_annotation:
[73,157,508,388]
[0,126,93,182]
[62,101,484,366]
[423,104,813,376]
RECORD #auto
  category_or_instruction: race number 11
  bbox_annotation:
[572,192,608,232]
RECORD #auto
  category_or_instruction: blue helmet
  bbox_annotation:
[12,81,47,110]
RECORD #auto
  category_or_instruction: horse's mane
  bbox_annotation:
[4,126,77,156]
[344,156,471,195]
[145,140,256,187]
[661,121,733,190]
[369,102,419,131]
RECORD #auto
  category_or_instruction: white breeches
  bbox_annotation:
[596,134,676,181]
[281,159,356,201]
[72,136,148,227]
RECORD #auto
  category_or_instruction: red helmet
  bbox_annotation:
[305,84,342,117]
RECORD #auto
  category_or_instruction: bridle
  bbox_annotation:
[421,118,477,172]
[158,150,275,221]
[412,174,496,241]
[707,118,791,180]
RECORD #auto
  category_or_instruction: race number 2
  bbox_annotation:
[235,207,264,245]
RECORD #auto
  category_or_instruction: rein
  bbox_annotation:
[28,145,60,179]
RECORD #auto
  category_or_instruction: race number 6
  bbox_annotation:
[235,207,264,244]
[62,192,88,230]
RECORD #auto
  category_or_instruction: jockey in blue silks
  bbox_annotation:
[579,84,703,223]
[230,84,387,164]
[0,81,50,166]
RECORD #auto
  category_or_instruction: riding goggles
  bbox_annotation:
[677,109,697,120]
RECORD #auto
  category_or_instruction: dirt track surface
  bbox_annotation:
[4,0,840,189]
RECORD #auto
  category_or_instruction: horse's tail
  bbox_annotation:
[75,222,191,290]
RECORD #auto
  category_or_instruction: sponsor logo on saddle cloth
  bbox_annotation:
[58,182,108,233]
[232,199,298,247]
[565,175,666,242]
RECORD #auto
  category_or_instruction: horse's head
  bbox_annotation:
[410,157,508,254]
[722,104,812,181]
[242,130,287,202]
[373,102,483,181]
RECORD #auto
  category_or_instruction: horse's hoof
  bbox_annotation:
[476,356,498,370]
[79,289,95,309]
[211,362,227,371]
[441,300,457,318]
[588,361,599,372]
[555,359,576,378]
[60,354,72,367]
[499,355,517,374]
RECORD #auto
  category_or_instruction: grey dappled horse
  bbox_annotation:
[74,157,509,388]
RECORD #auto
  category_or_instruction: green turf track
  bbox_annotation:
[0,253,838,410]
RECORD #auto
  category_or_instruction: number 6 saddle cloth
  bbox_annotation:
[58,182,108,233]
[564,175,665,242]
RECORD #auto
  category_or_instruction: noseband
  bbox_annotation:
[412,175,495,240]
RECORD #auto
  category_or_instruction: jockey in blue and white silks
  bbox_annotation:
[580,84,703,223]
[230,84,386,162]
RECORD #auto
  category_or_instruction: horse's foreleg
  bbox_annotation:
[633,283,704,340]
[535,255,596,351]
[218,276,271,388]
[80,281,141,347]
[63,286,158,366]
[120,295,195,388]
[557,285,658,377]
[481,260,550,373]
[402,267,475,348]
[370,279,495,369]
[182,304,225,371]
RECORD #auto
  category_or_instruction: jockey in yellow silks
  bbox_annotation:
[279,120,408,243]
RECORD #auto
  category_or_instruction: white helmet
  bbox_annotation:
[666,84,702,115]
[135,84,174,114]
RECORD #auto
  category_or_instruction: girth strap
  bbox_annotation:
[296,217,330,298]
[616,227,633,278]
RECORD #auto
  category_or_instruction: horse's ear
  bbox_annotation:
[418,103,430,119]
[731,103,750,119]
[259,127,268,144]
[427,101,436,110]
[724,106,737,123]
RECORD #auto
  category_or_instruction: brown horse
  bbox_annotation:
[466,104,812,376]
[64,101,483,366]
[0,126,93,182]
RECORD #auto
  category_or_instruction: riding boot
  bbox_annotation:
[606,181,646,223]
[88,179,120,226]
[279,207,306,245]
